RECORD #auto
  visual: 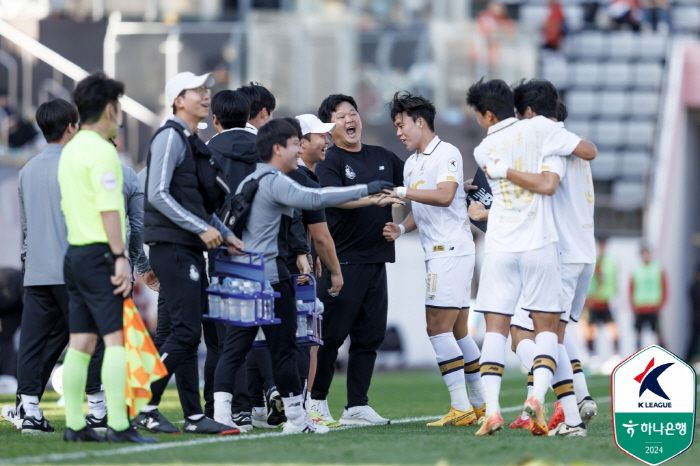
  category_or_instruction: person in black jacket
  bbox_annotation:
[687,264,700,362]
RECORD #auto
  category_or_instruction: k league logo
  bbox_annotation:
[612,345,696,466]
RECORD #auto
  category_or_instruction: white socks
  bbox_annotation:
[552,344,583,427]
[456,335,485,408]
[140,404,157,413]
[87,391,106,419]
[21,394,40,419]
[430,333,470,411]
[214,391,233,425]
[532,332,558,402]
[282,394,305,425]
[564,334,591,403]
[480,332,507,416]
[515,338,537,420]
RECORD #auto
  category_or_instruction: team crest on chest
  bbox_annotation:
[345,165,356,180]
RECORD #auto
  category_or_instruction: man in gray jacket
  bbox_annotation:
[212,119,393,435]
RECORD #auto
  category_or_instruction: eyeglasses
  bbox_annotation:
[187,86,211,97]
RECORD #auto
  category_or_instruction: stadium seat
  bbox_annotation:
[600,91,629,117]
[621,151,652,178]
[608,33,636,58]
[625,120,656,148]
[590,152,620,180]
[595,120,626,147]
[572,61,602,87]
[562,5,584,32]
[671,6,700,32]
[611,181,646,210]
[542,59,569,88]
[637,34,668,59]
[565,120,592,141]
[602,62,633,88]
[634,62,664,89]
[630,92,660,117]
[566,91,598,117]
[519,5,549,30]
[574,31,606,58]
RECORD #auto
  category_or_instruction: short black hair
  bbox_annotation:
[556,101,568,122]
[237,82,275,120]
[389,91,436,132]
[73,71,125,125]
[281,117,303,139]
[318,94,358,124]
[211,90,250,129]
[466,78,514,121]
[256,119,298,163]
[35,99,78,143]
[512,79,559,119]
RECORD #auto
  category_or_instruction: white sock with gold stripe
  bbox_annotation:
[430,332,470,411]
[552,344,583,427]
[532,331,558,402]
[480,332,507,416]
[456,335,485,408]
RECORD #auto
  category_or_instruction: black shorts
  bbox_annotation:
[588,308,614,325]
[63,244,123,336]
[635,313,660,332]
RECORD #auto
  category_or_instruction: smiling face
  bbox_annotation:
[302,133,330,165]
[329,101,362,150]
[393,112,424,152]
[274,136,302,174]
[175,85,211,122]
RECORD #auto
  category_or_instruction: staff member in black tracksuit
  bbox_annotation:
[135,72,243,436]
[311,94,405,426]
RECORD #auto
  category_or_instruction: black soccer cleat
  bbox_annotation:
[182,416,240,435]
[85,413,108,433]
[231,412,253,432]
[106,426,158,443]
[22,415,55,433]
[132,409,181,434]
[265,387,286,426]
[64,426,106,442]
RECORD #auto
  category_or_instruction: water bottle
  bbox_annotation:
[263,280,274,320]
[252,281,262,320]
[296,300,307,337]
[307,314,314,336]
[230,279,242,321]
[221,278,234,320]
[241,281,254,322]
[315,297,324,315]
[207,277,221,318]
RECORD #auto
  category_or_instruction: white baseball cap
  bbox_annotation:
[295,114,336,136]
[165,72,215,106]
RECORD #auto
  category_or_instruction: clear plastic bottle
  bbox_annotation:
[263,280,274,320]
[230,279,242,321]
[241,281,254,322]
[252,281,262,321]
[207,277,221,318]
[221,277,234,320]
[296,300,307,337]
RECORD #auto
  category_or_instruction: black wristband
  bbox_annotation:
[111,249,127,261]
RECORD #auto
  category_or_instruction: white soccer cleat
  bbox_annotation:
[282,413,330,435]
[251,407,276,428]
[339,405,390,426]
[309,399,336,422]
[578,398,597,426]
[2,405,22,430]
[548,422,587,437]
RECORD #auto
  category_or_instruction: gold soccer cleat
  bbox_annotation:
[524,396,549,436]
[426,406,476,427]
[474,412,504,436]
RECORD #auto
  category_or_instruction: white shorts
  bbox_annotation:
[475,242,561,317]
[509,262,595,331]
[425,255,475,309]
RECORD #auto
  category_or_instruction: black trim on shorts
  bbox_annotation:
[426,305,471,310]
[510,324,534,333]
[570,316,579,323]
[474,309,512,316]
[524,308,564,314]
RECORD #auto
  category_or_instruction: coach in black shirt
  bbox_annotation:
[312,94,404,425]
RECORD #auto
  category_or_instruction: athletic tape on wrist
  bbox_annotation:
[397,186,407,198]
[398,224,406,236]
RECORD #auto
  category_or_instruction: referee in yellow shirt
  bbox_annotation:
[58,72,155,443]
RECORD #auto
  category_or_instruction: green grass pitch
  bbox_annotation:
[0,371,698,465]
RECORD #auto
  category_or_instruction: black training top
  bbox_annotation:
[316,144,404,264]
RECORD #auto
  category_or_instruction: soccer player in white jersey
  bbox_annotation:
[382,92,486,426]
[498,83,597,437]
[465,79,597,436]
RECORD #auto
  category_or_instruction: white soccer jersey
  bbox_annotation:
[472,116,581,254]
[547,122,596,265]
[404,136,475,260]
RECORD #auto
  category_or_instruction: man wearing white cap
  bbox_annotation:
[137,72,243,435]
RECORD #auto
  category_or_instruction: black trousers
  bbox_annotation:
[214,278,301,398]
[16,286,68,395]
[312,263,387,408]
[148,243,207,417]
[247,350,275,407]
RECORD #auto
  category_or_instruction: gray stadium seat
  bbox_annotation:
[638,34,668,59]
[565,120,592,141]
[634,62,664,89]
[563,5,584,31]
[625,120,656,148]
[575,32,606,58]
[621,151,652,178]
[671,6,700,32]
[630,92,660,117]
[590,152,620,180]
[541,60,569,88]
[609,33,636,58]
[519,5,549,29]
[566,91,598,117]
[601,91,629,117]
[602,62,633,88]
[612,181,646,210]
[595,120,626,146]
[572,61,602,87]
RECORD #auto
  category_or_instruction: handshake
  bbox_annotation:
[365,181,406,207]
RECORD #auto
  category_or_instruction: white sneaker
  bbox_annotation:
[309,399,335,422]
[2,405,22,430]
[548,422,587,437]
[578,398,597,426]
[252,407,276,428]
[282,413,330,435]
[339,406,390,426]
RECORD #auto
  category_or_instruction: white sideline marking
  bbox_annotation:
[0,399,613,465]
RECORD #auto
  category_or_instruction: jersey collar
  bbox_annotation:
[245,122,258,135]
[420,135,441,155]
[487,117,518,135]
